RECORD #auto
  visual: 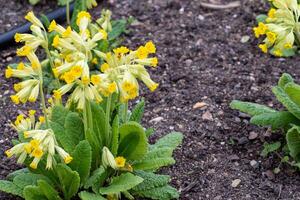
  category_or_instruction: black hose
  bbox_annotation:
[0,3,74,48]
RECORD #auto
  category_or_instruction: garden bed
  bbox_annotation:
[1,0,300,199]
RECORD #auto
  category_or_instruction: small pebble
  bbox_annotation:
[248,131,258,140]
[231,179,241,188]
[202,111,213,121]
[250,160,259,168]
[149,116,163,123]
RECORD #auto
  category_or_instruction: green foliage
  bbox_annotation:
[0,180,23,197]
[118,121,148,160]
[99,173,143,195]
[132,171,170,191]
[111,114,120,156]
[69,140,92,185]
[261,142,281,157]
[23,179,62,200]
[129,98,145,123]
[56,164,80,200]
[256,14,267,23]
[134,132,183,171]
[286,126,300,162]
[133,185,179,200]
[79,191,106,200]
[230,100,275,116]
[231,73,300,170]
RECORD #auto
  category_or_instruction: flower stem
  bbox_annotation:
[39,76,50,128]
[124,101,128,122]
[66,0,70,25]
[105,95,112,145]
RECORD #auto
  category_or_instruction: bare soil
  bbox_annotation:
[1,0,300,199]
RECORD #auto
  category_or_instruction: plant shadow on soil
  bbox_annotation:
[1,0,300,199]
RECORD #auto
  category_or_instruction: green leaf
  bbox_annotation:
[256,14,267,23]
[284,82,300,108]
[133,185,179,200]
[272,86,300,119]
[133,157,175,171]
[132,171,170,191]
[145,128,155,137]
[109,19,128,41]
[287,126,300,162]
[23,185,48,200]
[29,0,40,5]
[111,115,119,156]
[129,99,145,122]
[58,0,73,6]
[63,112,84,152]
[37,180,62,200]
[7,168,29,180]
[84,166,107,193]
[118,121,148,160]
[0,180,23,197]
[13,173,51,189]
[250,111,299,130]
[230,100,276,116]
[278,73,294,89]
[99,173,143,195]
[79,191,106,200]
[56,164,80,200]
[150,132,183,150]
[261,142,281,157]
[69,140,92,185]
[51,105,69,126]
[90,102,106,147]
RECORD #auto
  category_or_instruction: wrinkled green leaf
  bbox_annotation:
[133,171,170,191]
[287,126,300,162]
[261,142,281,157]
[129,99,145,122]
[118,121,148,160]
[278,73,294,89]
[56,164,80,200]
[0,180,23,197]
[250,111,299,130]
[230,100,276,116]
[79,191,106,200]
[69,140,92,185]
[133,184,179,200]
[99,173,143,195]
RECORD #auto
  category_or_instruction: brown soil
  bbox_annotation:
[2,0,300,199]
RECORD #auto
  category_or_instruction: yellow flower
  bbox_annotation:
[108,82,117,94]
[151,57,158,67]
[53,90,62,100]
[113,46,130,55]
[64,155,73,164]
[5,150,12,158]
[14,33,21,42]
[145,41,156,53]
[268,8,276,18]
[17,62,25,70]
[32,148,43,158]
[253,27,260,38]
[266,32,276,44]
[11,95,20,104]
[16,46,32,56]
[115,156,126,168]
[91,75,101,85]
[30,139,40,149]
[62,26,72,38]
[137,46,149,59]
[39,116,45,123]
[29,110,36,116]
[76,11,91,26]
[82,76,90,85]
[24,143,32,154]
[92,58,98,65]
[25,11,43,28]
[101,63,110,72]
[48,20,57,32]
[273,49,282,57]
[258,22,267,35]
[52,35,60,47]
[258,44,268,53]
[5,66,13,78]
[99,29,108,40]
[284,43,293,49]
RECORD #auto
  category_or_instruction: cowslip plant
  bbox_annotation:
[0,11,183,200]
[230,73,300,170]
[253,0,300,57]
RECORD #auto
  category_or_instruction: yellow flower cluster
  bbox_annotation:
[5,127,72,170]
[102,147,132,171]
[49,11,159,109]
[11,110,44,133]
[253,0,298,56]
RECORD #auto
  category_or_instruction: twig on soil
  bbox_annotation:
[200,1,240,9]
[277,185,282,200]
[0,163,10,170]
[180,181,198,193]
